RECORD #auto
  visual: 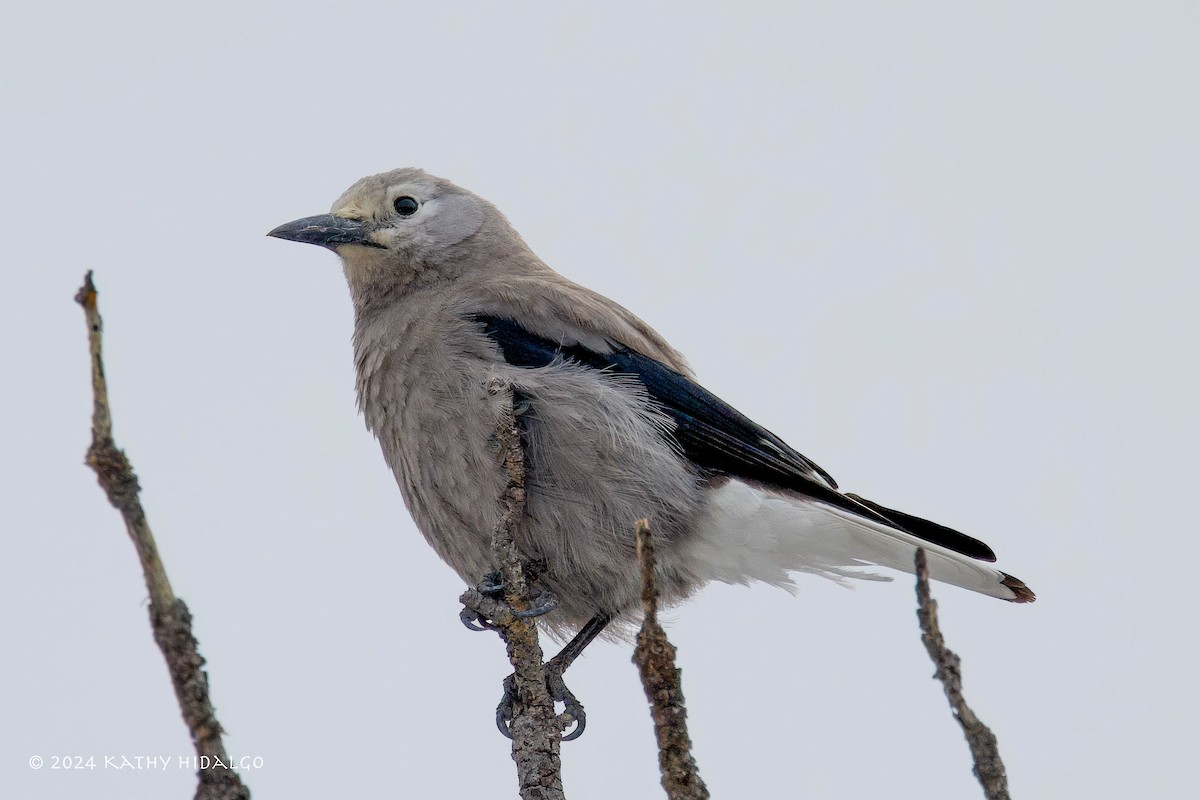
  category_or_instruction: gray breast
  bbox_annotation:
[353,302,707,634]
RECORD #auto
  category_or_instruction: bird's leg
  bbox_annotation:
[547,612,610,676]
[496,612,611,741]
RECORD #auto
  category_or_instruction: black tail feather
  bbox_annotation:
[844,493,998,562]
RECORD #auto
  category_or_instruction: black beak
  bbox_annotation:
[267,214,385,250]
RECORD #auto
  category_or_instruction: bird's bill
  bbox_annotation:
[267,214,384,249]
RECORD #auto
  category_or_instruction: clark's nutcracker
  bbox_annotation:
[269,167,1034,677]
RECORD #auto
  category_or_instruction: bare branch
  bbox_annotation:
[915,548,1011,800]
[458,379,566,800]
[633,519,709,800]
[75,271,249,800]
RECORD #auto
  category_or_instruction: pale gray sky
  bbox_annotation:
[4,2,1197,798]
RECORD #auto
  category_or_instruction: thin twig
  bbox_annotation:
[915,548,1010,800]
[76,271,249,800]
[633,519,709,800]
[459,379,565,800]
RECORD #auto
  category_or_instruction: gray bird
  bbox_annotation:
[269,168,1034,713]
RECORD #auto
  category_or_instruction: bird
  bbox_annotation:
[268,167,1034,704]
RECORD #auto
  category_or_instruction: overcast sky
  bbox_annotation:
[4,2,1198,798]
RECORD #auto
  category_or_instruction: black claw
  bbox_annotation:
[548,669,587,741]
[511,592,558,619]
[495,675,516,739]
[561,715,586,741]
[460,606,497,632]
[478,571,505,598]
[495,708,515,739]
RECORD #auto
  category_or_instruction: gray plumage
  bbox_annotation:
[269,168,1034,638]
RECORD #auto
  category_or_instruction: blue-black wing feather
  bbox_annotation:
[473,314,996,562]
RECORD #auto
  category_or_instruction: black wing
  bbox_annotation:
[473,314,996,562]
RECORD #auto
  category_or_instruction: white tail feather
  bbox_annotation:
[686,479,1019,601]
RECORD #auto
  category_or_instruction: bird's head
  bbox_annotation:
[269,168,528,301]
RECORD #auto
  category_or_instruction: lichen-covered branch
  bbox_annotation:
[915,548,1010,800]
[633,519,709,800]
[75,271,249,800]
[458,379,565,800]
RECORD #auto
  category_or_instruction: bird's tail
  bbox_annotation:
[686,479,1035,603]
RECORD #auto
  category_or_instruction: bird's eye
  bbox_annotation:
[393,196,419,216]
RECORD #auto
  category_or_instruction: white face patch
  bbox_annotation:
[374,182,485,248]
[359,186,486,253]
[421,194,485,247]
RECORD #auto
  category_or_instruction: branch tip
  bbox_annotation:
[74,269,97,309]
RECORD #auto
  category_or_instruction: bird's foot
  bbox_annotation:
[478,570,505,598]
[495,662,587,741]
[511,591,558,619]
[459,574,559,632]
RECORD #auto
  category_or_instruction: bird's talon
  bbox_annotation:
[460,606,497,632]
[495,675,516,739]
[478,571,505,598]
[547,669,587,740]
[560,714,585,741]
[511,591,558,619]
